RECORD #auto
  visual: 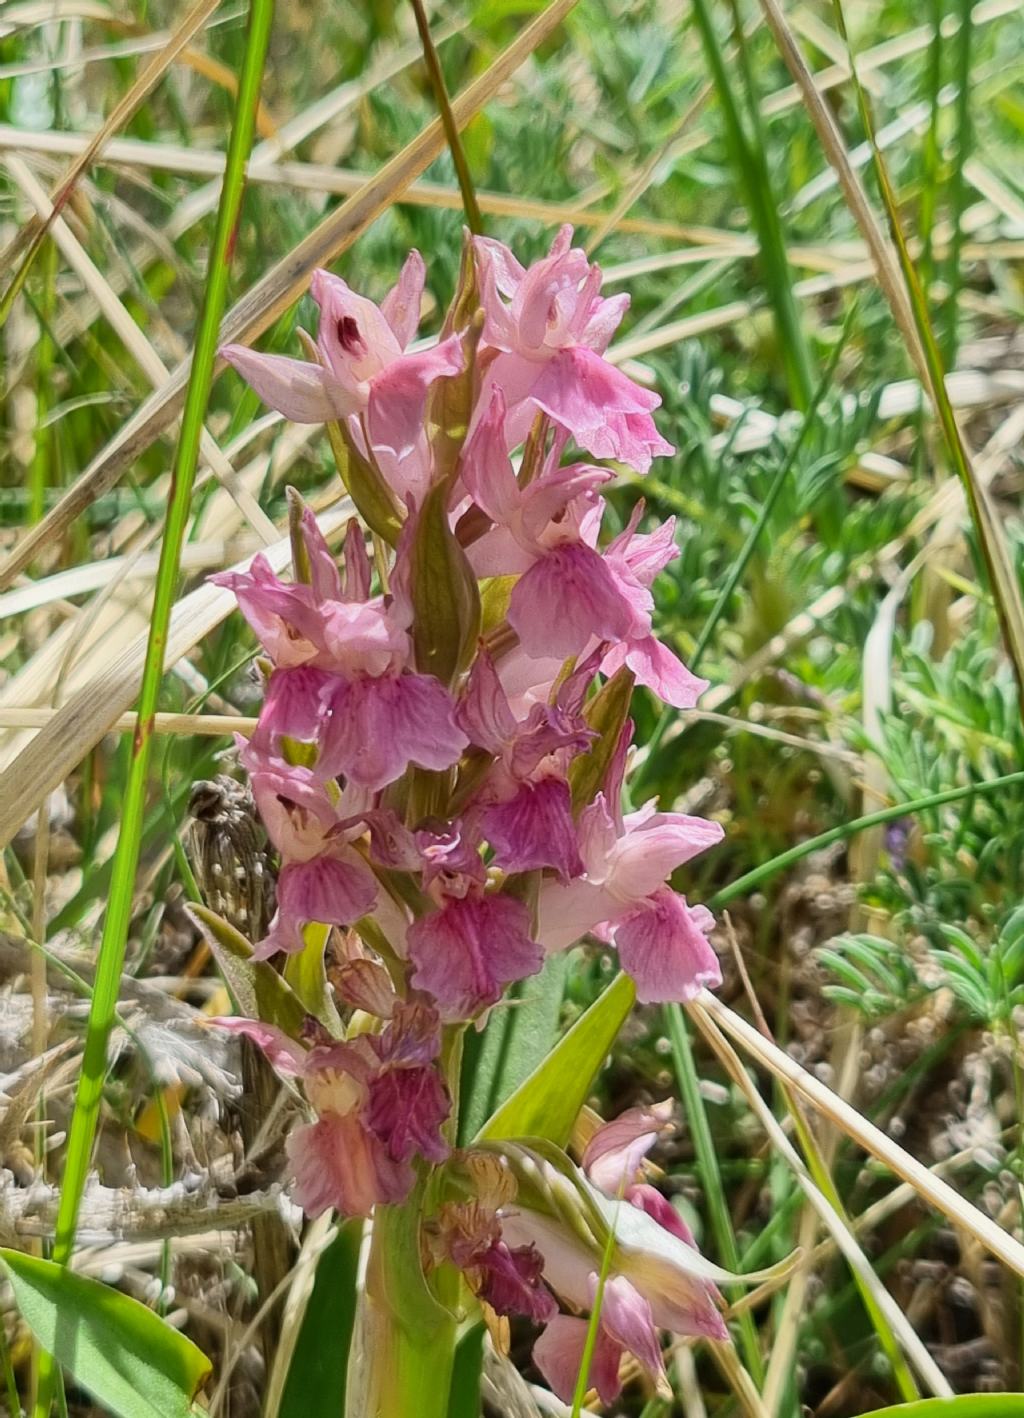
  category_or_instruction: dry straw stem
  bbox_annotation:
[0,419,320,773]
[0,709,256,737]
[0,125,697,242]
[694,991,1024,1281]
[0,0,219,315]
[689,1001,949,1399]
[0,504,348,851]
[4,155,278,544]
[0,0,579,591]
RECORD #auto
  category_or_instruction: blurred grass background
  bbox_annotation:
[3,0,1024,1413]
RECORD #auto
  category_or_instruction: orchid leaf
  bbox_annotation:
[475,972,635,1145]
[187,903,306,1040]
[0,1248,210,1418]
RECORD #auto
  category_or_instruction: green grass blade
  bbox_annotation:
[663,1003,765,1384]
[831,0,1024,719]
[34,0,273,1408]
[688,0,813,409]
[944,0,974,368]
[410,0,483,234]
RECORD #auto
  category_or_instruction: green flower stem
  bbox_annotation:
[32,2,273,1411]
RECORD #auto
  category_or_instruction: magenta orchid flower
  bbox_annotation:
[207,237,745,1415]
[408,886,544,1022]
[213,1004,450,1218]
[222,254,463,500]
[457,647,596,881]
[538,788,724,1001]
[239,742,378,958]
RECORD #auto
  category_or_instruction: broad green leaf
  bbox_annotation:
[186,903,306,1040]
[446,1322,484,1418]
[275,1221,362,1418]
[459,952,569,1144]
[476,972,635,1145]
[856,1401,1024,1418]
[0,1248,210,1418]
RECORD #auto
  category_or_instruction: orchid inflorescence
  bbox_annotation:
[208,228,756,1405]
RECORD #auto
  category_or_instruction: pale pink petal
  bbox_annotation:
[380,249,425,349]
[613,889,721,1004]
[213,556,325,666]
[596,409,675,472]
[242,752,338,860]
[602,634,708,710]
[365,335,464,468]
[599,1275,666,1388]
[220,344,344,423]
[253,667,334,750]
[473,236,525,349]
[288,506,340,603]
[580,290,631,352]
[319,673,467,791]
[318,599,408,677]
[529,345,664,468]
[340,517,372,602]
[519,462,614,544]
[208,1017,306,1076]
[627,1184,699,1248]
[461,385,521,526]
[456,647,518,755]
[408,892,543,1020]
[609,809,724,900]
[509,542,641,659]
[533,1316,623,1407]
[583,1100,675,1197]
[483,778,583,881]
[610,514,679,585]
[576,793,620,880]
[536,877,619,954]
[288,1114,413,1218]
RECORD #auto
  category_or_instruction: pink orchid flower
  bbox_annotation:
[537,786,724,1002]
[221,253,463,500]
[473,225,673,472]
[213,1005,450,1219]
[239,743,378,959]
[500,1118,731,1405]
[457,647,596,881]
[462,389,650,660]
[216,511,467,792]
